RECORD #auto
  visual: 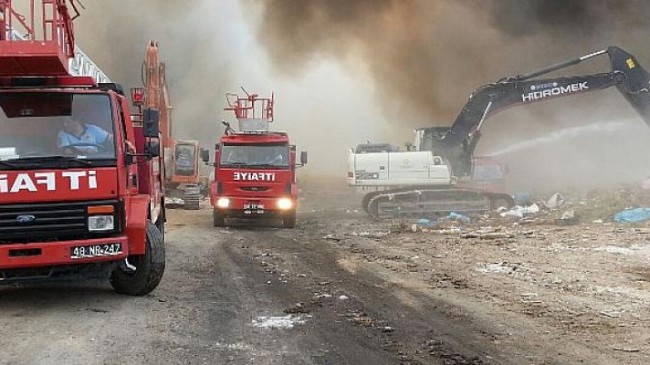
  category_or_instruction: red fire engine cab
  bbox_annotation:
[202,90,307,228]
[0,1,165,295]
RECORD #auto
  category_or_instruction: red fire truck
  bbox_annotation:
[202,90,307,228]
[0,0,165,295]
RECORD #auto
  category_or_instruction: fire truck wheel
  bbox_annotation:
[213,209,225,227]
[110,221,165,296]
[282,211,297,228]
[156,216,165,241]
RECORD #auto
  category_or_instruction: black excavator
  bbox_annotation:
[359,46,650,218]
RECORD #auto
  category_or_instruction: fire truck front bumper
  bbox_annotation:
[0,236,129,270]
[213,196,296,218]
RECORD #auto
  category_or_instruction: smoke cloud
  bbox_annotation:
[74,0,233,148]
[254,0,650,123]
[68,1,650,189]
[251,0,650,190]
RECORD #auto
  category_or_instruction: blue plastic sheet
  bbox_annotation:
[614,208,650,223]
[448,212,471,224]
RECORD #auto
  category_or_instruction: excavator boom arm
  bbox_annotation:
[437,46,650,176]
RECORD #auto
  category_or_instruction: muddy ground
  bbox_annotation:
[1,178,650,365]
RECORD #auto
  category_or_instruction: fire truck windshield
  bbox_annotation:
[0,92,116,166]
[221,143,289,168]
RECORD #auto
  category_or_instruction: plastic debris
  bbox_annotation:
[500,203,539,219]
[417,218,436,227]
[614,207,650,223]
[448,212,471,224]
[555,209,577,226]
[546,193,565,209]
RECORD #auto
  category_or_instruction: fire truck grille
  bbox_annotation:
[0,200,118,243]
[240,186,269,192]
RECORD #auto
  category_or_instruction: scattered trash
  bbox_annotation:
[500,209,523,219]
[338,295,349,301]
[351,231,390,238]
[252,315,306,329]
[561,210,574,220]
[593,246,636,255]
[614,207,650,223]
[500,204,539,219]
[438,227,463,235]
[555,209,577,226]
[599,309,623,318]
[411,218,437,232]
[613,347,640,353]
[475,262,520,274]
[460,231,514,240]
[546,193,565,209]
[448,212,470,225]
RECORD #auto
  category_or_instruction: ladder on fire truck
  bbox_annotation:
[0,0,109,82]
[224,88,274,134]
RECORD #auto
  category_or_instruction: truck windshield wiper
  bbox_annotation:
[0,160,18,168]
[246,163,288,168]
[221,163,245,168]
[13,155,94,166]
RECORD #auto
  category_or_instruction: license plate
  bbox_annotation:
[244,203,264,209]
[244,209,266,215]
[70,243,123,259]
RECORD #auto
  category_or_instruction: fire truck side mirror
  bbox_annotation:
[300,151,308,166]
[200,148,210,164]
[143,108,160,138]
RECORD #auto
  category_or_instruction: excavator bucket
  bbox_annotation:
[608,46,650,93]
[607,47,650,126]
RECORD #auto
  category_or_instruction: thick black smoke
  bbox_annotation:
[252,0,650,189]
[253,0,650,124]
[74,0,232,145]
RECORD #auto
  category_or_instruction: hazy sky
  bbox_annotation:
[74,0,393,177]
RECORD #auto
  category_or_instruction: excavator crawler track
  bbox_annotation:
[365,188,493,219]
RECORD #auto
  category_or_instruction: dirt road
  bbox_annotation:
[1,178,650,364]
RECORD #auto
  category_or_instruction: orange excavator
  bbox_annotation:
[131,41,202,210]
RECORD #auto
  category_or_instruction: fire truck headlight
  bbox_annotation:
[88,215,115,231]
[216,197,231,209]
[277,197,293,210]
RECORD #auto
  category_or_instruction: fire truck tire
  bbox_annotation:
[213,209,225,227]
[282,211,297,228]
[156,216,165,242]
[110,221,165,296]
